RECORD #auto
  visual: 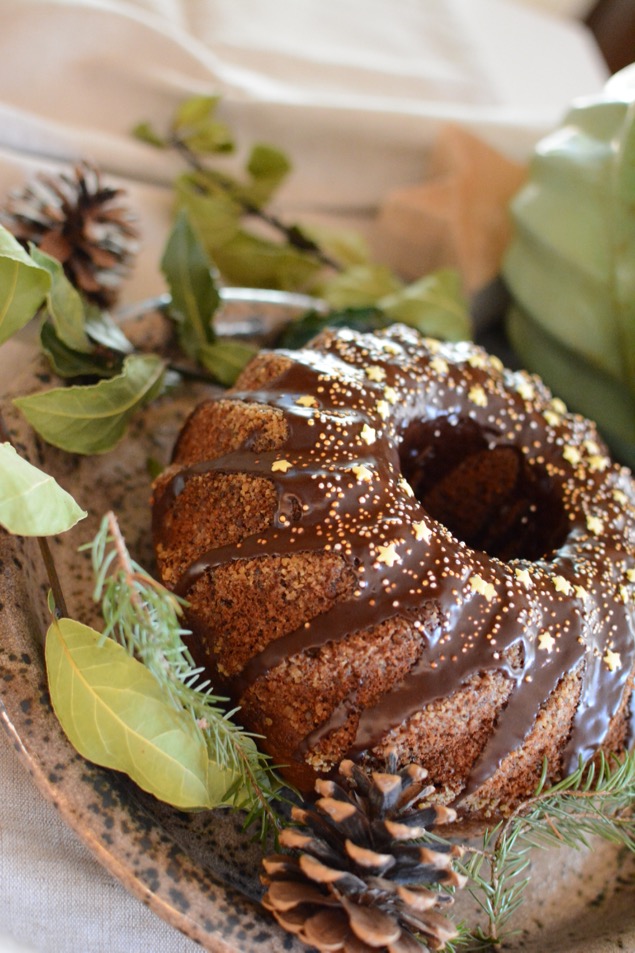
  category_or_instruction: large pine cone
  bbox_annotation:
[261,758,466,952]
[0,161,139,306]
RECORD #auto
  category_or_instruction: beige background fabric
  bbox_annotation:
[0,2,607,950]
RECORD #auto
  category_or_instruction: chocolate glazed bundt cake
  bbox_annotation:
[152,325,635,817]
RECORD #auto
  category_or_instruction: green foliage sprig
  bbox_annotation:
[439,753,635,949]
[85,511,284,838]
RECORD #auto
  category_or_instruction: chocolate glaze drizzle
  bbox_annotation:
[153,325,635,799]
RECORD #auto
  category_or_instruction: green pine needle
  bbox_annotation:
[84,511,285,840]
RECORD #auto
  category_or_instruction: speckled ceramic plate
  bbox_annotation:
[1,295,635,953]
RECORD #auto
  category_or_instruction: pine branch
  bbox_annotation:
[85,511,284,838]
[454,753,635,948]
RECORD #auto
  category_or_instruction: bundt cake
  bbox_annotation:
[152,324,635,817]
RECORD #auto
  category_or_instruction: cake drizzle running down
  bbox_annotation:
[153,325,635,813]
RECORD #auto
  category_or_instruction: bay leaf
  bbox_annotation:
[13,353,166,454]
[0,442,86,535]
[238,143,291,208]
[379,268,472,342]
[0,225,50,346]
[29,246,91,353]
[161,209,220,360]
[45,618,242,809]
[198,339,257,386]
[40,320,122,379]
[322,263,403,309]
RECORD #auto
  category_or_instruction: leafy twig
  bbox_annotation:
[168,134,341,271]
[86,511,284,838]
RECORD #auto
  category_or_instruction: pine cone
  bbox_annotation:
[261,757,466,953]
[0,161,139,306]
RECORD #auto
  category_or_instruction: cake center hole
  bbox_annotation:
[399,417,568,561]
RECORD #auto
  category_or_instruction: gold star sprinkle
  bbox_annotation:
[586,515,604,535]
[584,439,601,456]
[271,459,292,473]
[543,410,561,427]
[514,567,532,588]
[469,574,496,602]
[351,464,373,483]
[619,585,630,604]
[603,649,621,672]
[574,585,589,601]
[467,353,487,369]
[296,395,318,408]
[588,455,609,473]
[552,575,573,595]
[538,632,555,653]
[365,365,386,382]
[468,385,488,407]
[399,477,415,498]
[551,397,567,415]
[627,569,635,583]
[430,357,449,376]
[376,400,390,420]
[563,446,581,467]
[381,341,401,356]
[384,386,398,405]
[360,424,376,445]
[375,542,401,567]
[516,380,535,401]
[613,489,628,506]
[412,520,432,543]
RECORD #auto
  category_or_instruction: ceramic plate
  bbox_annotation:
[1,295,634,953]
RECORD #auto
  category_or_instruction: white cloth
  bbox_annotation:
[0,2,608,951]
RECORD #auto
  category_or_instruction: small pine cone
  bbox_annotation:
[261,757,466,953]
[0,161,139,306]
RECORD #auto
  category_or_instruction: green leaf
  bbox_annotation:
[40,321,122,379]
[379,268,472,342]
[212,229,320,291]
[321,263,403,309]
[277,306,392,350]
[300,222,371,268]
[13,353,166,454]
[0,442,86,535]
[84,305,134,356]
[175,174,242,251]
[45,618,242,809]
[238,143,291,208]
[131,120,166,148]
[161,209,220,360]
[0,226,50,346]
[172,94,234,154]
[198,339,257,386]
[29,246,92,353]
